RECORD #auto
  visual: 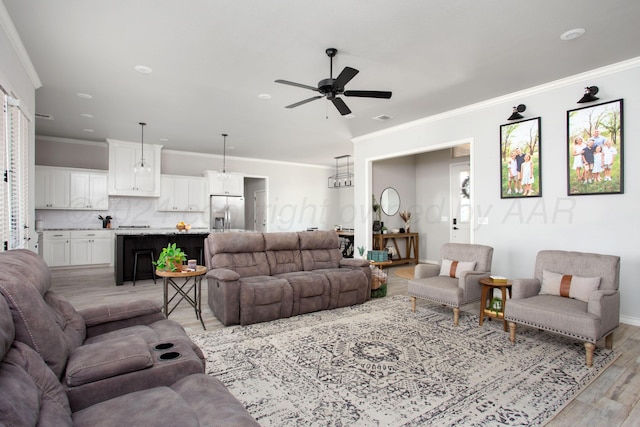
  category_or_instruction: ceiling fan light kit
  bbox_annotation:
[276,48,392,116]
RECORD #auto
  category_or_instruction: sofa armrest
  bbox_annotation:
[79,299,165,338]
[414,263,440,279]
[510,278,541,299]
[588,290,620,333]
[206,268,240,282]
[65,336,153,387]
[458,270,490,302]
[340,258,369,268]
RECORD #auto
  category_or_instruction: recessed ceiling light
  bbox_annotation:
[560,28,585,41]
[134,65,153,74]
[258,93,271,100]
[80,113,94,118]
[77,93,93,99]
[372,114,393,121]
[159,138,169,142]
[82,128,94,133]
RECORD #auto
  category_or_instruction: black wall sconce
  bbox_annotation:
[508,104,526,120]
[577,86,599,103]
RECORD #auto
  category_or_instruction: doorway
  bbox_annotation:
[450,162,471,243]
[254,189,267,232]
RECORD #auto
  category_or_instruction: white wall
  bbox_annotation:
[0,7,39,249]
[353,58,640,324]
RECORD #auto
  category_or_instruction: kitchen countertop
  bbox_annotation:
[43,227,211,235]
[113,228,210,235]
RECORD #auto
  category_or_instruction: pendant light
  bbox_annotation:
[133,122,152,176]
[217,133,230,179]
[328,155,354,188]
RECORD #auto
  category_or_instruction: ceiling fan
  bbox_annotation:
[275,48,392,116]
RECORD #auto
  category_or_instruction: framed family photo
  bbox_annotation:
[500,117,541,198]
[567,99,623,196]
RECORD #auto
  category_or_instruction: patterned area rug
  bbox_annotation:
[190,296,614,426]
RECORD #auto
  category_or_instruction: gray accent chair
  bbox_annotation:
[504,250,620,367]
[408,243,493,325]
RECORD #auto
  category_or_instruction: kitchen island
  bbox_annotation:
[114,228,210,286]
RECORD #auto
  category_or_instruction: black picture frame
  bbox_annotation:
[500,117,541,198]
[567,99,623,196]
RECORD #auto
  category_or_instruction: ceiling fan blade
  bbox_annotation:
[344,90,392,99]
[275,79,318,92]
[285,96,323,109]
[333,67,359,89]
[331,97,352,116]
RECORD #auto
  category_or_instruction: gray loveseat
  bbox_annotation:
[0,290,259,426]
[204,230,372,326]
[0,249,258,425]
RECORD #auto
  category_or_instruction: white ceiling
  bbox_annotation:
[4,0,640,166]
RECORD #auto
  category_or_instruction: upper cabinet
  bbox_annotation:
[35,167,70,208]
[70,172,108,209]
[158,175,206,211]
[107,139,162,197]
[206,170,244,196]
[35,166,108,210]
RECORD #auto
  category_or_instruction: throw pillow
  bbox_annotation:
[439,259,476,278]
[540,270,601,303]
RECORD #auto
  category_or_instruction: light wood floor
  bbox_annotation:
[50,265,640,426]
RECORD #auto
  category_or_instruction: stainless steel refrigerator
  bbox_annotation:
[210,195,245,231]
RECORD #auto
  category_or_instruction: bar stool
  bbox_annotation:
[132,249,157,286]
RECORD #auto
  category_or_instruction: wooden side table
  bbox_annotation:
[479,277,513,332]
[156,265,207,330]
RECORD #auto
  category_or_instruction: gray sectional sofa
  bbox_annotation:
[204,230,372,325]
[0,249,259,426]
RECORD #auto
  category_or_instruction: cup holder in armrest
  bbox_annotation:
[154,343,174,351]
[158,351,180,361]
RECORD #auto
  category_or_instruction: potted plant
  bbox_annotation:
[372,195,382,232]
[153,243,187,272]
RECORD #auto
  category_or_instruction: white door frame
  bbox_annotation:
[364,137,474,253]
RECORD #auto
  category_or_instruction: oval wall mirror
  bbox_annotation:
[380,187,400,216]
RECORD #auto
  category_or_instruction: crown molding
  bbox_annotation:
[0,1,42,89]
[353,56,640,144]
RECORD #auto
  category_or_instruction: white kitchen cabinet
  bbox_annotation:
[158,175,206,211]
[36,166,108,210]
[43,230,113,266]
[206,170,244,196]
[107,139,162,197]
[69,230,113,265]
[35,167,70,209]
[69,171,109,210]
[42,231,70,266]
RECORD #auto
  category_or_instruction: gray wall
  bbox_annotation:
[354,58,640,324]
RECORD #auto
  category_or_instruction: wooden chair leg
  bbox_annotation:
[605,333,613,350]
[411,296,416,312]
[453,307,459,326]
[508,322,516,343]
[585,342,595,368]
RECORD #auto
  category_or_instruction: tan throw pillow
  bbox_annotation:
[540,270,601,303]
[439,259,476,278]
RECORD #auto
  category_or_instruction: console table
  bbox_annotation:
[372,232,419,266]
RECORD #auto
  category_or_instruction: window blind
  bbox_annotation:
[0,88,30,251]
